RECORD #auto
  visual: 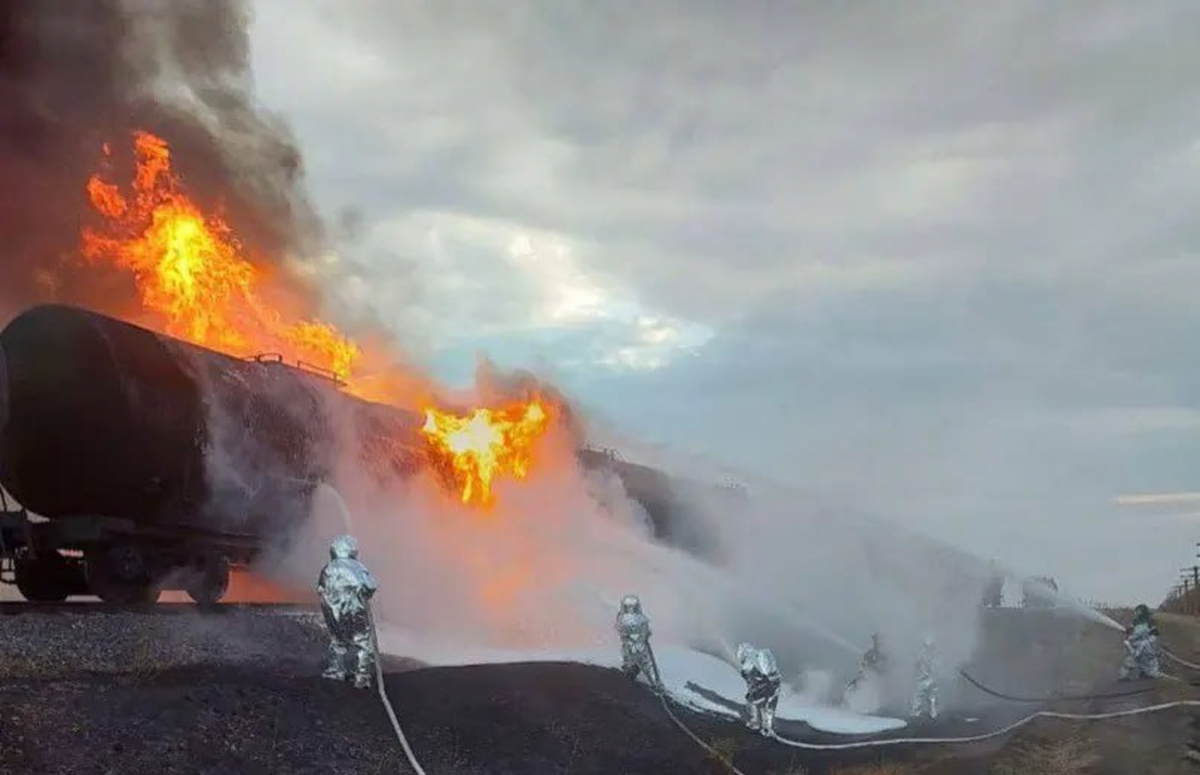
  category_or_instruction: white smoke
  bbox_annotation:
[228,372,1001,709]
[181,351,1123,716]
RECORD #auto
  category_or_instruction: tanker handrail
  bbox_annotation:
[295,360,347,388]
[247,352,346,388]
[248,352,284,364]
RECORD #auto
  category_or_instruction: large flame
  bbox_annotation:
[81,131,361,380]
[80,130,555,509]
[422,399,553,507]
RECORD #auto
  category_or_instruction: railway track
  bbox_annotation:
[0,601,319,615]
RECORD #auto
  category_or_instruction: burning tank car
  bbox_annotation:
[0,304,735,604]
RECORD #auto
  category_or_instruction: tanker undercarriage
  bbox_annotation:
[1,488,240,604]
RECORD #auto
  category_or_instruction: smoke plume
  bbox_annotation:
[0,0,321,320]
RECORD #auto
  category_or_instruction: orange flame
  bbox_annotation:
[81,131,551,508]
[81,131,361,380]
[422,399,553,507]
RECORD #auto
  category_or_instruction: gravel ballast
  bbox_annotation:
[0,607,1183,774]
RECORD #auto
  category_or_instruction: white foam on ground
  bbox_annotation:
[378,628,906,736]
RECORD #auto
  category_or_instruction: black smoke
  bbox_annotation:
[0,0,322,319]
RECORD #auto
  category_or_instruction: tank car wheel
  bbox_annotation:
[14,554,71,602]
[85,546,162,604]
[184,555,230,606]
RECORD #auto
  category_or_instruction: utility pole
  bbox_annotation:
[1192,551,1200,615]
[1183,567,1200,615]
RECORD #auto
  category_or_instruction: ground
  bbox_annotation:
[0,604,1198,774]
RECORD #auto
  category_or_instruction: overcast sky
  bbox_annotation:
[247,1,1200,603]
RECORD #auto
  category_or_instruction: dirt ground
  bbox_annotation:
[0,606,1198,774]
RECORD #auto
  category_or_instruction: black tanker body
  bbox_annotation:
[1,304,320,531]
[0,304,736,604]
[0,304,426,603]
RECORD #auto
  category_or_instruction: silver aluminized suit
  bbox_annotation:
[842,632,887,713]
[910,635,939,720]
[1119,622,1163,680]
[616,595,661,691]
[317,534,379,689]
[737,642,782,735]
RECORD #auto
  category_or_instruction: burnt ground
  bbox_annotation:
[0,606,901,775]
[1,607,1200,775]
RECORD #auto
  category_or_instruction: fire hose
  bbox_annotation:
[363,618,746,775]
[646,641,750,775]
[1164,648,1200,671]
[368,607,429,775]
[649,632,1199,755]
[958,668,1160,702]
[644,644,1196,755]
[320,485,426,774]
[766,640,1199,750]
[766,700,1200,750]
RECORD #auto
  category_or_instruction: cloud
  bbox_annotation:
[1115,493,1200,506]
[247,0,1200,602]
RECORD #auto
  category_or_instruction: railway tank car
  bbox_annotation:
[0,304,738,604]
[0,304,425,604]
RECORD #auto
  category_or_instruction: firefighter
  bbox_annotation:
[737,642,782,736]
[317,534,380,689]
[615,594,661,691]
[1119,606,1163,681]
[910,634,939,720]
